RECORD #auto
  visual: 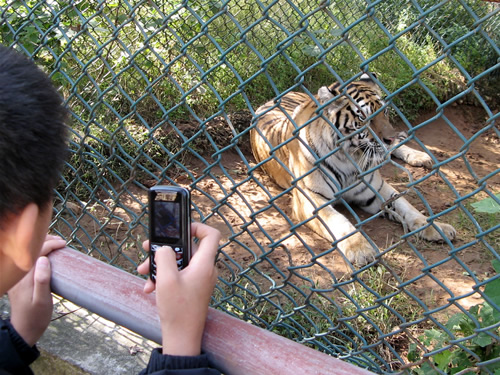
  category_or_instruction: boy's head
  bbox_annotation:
[0,45,68,292]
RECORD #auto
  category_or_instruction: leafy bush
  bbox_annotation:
[471,194,500,215]
[407,259,500,374]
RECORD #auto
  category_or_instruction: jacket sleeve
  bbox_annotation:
[139,348,221,375]
[0,318,39,375]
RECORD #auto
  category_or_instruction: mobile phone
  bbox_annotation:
[148,185,191,282]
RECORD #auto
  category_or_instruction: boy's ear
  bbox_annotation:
[0,203,40,271]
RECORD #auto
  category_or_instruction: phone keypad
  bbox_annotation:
[150,244,185,282]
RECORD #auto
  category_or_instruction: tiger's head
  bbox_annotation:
[311,74,403,170]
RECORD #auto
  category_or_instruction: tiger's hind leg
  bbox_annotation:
[291,188,377,266]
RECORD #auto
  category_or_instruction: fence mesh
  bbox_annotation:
[1,0,499,373]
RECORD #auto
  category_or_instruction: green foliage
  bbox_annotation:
[471,194,500,215]
[460,194,500,253]
[408,260,500,374]
[2,0,495,127]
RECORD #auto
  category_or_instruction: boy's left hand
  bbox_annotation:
[7,234,66,346]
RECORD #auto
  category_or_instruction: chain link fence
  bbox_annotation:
[1,0,499,373]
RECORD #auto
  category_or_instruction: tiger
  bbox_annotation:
[250,73,456,266]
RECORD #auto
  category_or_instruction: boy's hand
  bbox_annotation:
[137,222,221,356]
[8,234,66,346]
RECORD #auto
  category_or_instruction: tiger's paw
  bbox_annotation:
[340,233,377,266]
[415,219,457,242]
[405,151,433,169]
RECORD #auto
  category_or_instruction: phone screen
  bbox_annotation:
[149,186,191,278]
[153,200,181,241]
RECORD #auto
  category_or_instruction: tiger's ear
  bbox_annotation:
[360,72,377,82]
[318,86,333,104]
[318,86,348,111]
[359,73,382,96]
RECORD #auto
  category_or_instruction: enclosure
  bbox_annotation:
[1,0,499,373]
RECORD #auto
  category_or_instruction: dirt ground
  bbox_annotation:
[55,104,499,368]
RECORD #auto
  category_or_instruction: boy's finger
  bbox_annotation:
[154,246,178,282]
[192,223,221,245]
[189,223,220,266]
[34,256,51,284]
[137,257,150,275]
[40,238,66,256]
[143,278,155,294]
[33,256,52,302]
[137,240,153,275]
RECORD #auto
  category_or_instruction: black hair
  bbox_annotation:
[0,45,68,223]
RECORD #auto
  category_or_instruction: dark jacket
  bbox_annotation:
[0,318,39,375]
[139,349,221,375]
[1,317,220,375]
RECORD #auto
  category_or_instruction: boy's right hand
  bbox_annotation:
[137,222,221,356]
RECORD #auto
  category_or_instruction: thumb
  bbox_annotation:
[33,256,52,303]
[155,246,178,281]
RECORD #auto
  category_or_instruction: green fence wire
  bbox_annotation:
[1,0,499,373]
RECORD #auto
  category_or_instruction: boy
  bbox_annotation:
[0,45,221,374]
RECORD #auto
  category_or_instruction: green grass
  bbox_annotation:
[213,260,423,369]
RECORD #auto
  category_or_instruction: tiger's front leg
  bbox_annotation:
[391,142,433,168]
[291,188,377,266]
[364,179,457,242]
